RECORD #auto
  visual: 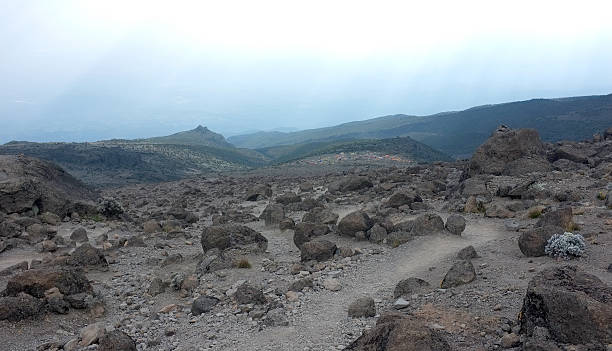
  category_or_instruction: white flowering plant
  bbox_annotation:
[544,232,586,259]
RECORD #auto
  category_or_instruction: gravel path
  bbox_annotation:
[224,216,505,350]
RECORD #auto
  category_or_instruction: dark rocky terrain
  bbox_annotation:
[0,126,611,351]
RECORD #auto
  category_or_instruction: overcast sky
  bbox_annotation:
[1,0,612,142]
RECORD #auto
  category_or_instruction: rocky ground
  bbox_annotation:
[0,126,611,351]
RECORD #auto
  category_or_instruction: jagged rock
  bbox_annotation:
[65,293,93,309]
[66,243,108,268]
[263,308,289,327]
[367,224,388,243]
[338,176,373,192]
[410,213,445,236]
[40,212,61,225]
[0,261,29,276]
[233,283,266,305]
[445,214,466,235]
[97,330,137,351]
[548,144,589,164]
[518,225,564,257]
[79,323,106,347]
[142,220,161,234]
[0,293,46,321]
[338,211,373,236]
[393,277,430,298]
[536,207,574,231]
[300,240,336,262]
[460,177,491,197]
[485,203,514,218]
[196,248,232,274]
[288,277,313,292]
[279,218,295,231]
[346,312,451,350]
[464,196,484,213]
[323,278,342,291]
[519,265,612,345]
[259,203,285,226]
[386,192,421,208]
[276,193,301,205]
[457,245,478,260]
[500,333,520,348]
[302,207,338,225]
[440,260,476,288]
[70,227,88,242]
[191,296,219,316]
[201,225,267,254]
[293,222,329,248]
[348,297,376,318]
[467,126,551,176]
[5,268,92,298]
[0,155,97,217]
[245,184,272,201]
[0,220,22,238]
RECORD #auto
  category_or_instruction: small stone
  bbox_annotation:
[393,298,410,310]
[79,323,106,346]
[500,333,520,348]
[323,278,342,291]
[158,304,178,313]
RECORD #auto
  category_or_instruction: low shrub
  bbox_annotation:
[528,208,542,219]
[545,232,586,259]
[235,258,252,269]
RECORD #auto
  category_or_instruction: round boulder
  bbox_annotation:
[338,211,373,237]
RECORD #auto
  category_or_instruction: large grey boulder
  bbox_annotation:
[300,240,336,262]
[440,260,476,288]
[519,265,612,346]
[518,225,564,257]
[245,184,272,201]
[338,211,373,236]
[536,207,574,232]
[338,176,373,192]
[293,222,329,248]
[302,207,338,225]
[259,203,285,226]
[4,267,92,298]
[445,215,466,235]
[0,293,46,321]
[410,213,445,236]
[393,277,430,298]
[201,224,267,254]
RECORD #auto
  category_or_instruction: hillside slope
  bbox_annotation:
[229,94,612,157]
[257,136,453,164]
[0,131,269,187]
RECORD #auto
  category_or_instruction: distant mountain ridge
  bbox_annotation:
[0,126,447,187]
[138,125,235,149]
[228,93,612,157]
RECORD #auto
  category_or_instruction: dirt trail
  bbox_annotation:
[228,216,505,351]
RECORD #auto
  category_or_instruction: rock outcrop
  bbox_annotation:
[467,126,551,176]
[0,155,98,217]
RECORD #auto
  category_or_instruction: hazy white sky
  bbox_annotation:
[1,0,612,141]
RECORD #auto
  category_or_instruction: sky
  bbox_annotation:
[1,0,612,142]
